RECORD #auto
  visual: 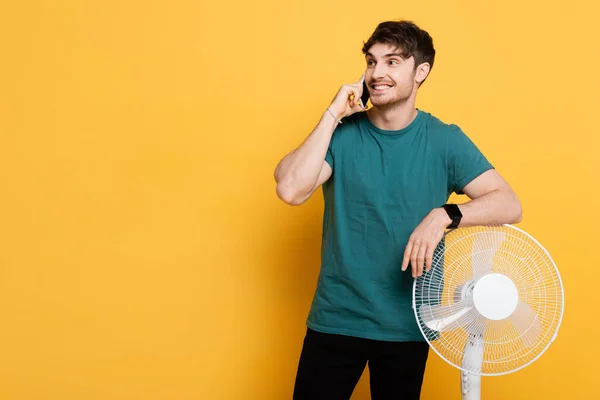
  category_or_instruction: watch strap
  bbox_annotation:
[443,204,462,229]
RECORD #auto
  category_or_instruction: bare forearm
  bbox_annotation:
[274,110,338,196]
[432,189,522,228]
[458,188,522,226]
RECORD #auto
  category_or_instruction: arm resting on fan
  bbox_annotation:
[453,169,522,227]
[402,169,522,277]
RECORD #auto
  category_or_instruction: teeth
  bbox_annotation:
[374,85,391,90]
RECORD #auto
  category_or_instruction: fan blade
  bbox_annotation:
[471,231,506,277]
[419,297,477,332]
[508,301,543,348]
[465,318,487,337]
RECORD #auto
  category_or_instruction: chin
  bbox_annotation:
[371,97,399,108]
[372,92,412,108]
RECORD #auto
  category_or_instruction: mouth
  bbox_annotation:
[370,83,394,93]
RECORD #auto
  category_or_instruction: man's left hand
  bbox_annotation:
[401,208,452,278]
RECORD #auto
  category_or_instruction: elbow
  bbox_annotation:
[276,182,308,206]
[513,208,523,224]
[499,187,522,224]
[511,198,523,224]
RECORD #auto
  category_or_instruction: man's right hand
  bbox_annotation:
[328,76,368,120]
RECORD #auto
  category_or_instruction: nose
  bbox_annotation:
[371,62,388,80]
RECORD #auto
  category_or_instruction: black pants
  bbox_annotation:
[293,328,429,400]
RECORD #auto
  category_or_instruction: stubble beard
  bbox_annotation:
[370,84,415,112]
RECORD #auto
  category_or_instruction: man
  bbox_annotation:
[274,20,522,400]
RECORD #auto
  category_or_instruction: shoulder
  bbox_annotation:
[419,110,462,136]
[340,111,368,126]
[330,111,366,143]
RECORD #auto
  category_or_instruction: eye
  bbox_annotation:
[366,59,375,66]
[389,59,400,65]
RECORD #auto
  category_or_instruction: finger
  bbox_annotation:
[350,97,363,111]
[343,84,358,99]
[411,242,421,278]
[425,245,434,273]
[402,240,414,271]
[347,88,356,105]
[416,243,426,277]
[351,87,362,106]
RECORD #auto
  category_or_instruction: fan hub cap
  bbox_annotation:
[473,273,519,320]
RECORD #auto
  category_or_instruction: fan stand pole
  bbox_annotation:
[461,333,484,400]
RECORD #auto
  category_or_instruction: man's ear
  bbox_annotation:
[415,62,431,84]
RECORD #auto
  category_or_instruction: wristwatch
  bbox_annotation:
[442,204,462,229]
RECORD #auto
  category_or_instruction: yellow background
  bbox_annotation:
[0,1,597,399]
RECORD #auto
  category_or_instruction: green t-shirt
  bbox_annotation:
[306,109,494,341]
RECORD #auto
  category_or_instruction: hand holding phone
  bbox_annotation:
[327,74,369,121]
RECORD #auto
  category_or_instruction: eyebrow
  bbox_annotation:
[365,52,405,59]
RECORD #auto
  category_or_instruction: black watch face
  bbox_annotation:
[445,204,462,218]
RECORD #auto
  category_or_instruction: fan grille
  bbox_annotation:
[412,225,564,376]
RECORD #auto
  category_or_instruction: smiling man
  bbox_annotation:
[274,20,522,400]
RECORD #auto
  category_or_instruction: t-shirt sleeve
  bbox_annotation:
[325,115,353,169]
[325,121,344,169]
[446,125,494,195]
[325,138,334,168]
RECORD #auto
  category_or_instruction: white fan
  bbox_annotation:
[412,225,564,399]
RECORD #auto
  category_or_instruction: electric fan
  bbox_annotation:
[412,225,564,400]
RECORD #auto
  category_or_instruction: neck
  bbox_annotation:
[367,99,418,131]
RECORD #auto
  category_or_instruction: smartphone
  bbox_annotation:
[359,75,370,109]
